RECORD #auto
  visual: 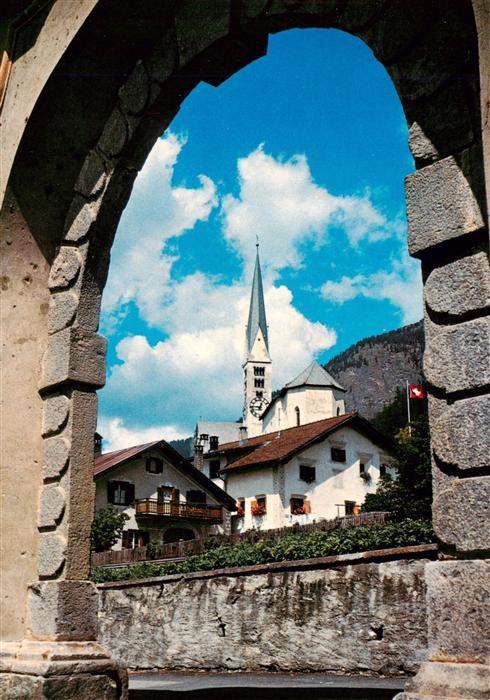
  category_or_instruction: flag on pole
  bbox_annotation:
[408,384,425,399]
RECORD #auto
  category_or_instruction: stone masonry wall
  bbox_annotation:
[97,547,435,676]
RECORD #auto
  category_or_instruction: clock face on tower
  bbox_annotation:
[249,396,269,418]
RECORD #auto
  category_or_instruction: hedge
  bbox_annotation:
[91,518,434,584]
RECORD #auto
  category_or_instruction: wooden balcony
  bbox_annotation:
[135,499,223,523]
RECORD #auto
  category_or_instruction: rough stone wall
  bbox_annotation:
[98,555,430,675]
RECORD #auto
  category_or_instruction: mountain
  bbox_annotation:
[169,437,193,459]
[325,321,424,419]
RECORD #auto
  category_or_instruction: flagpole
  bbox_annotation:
[406,380,412,436]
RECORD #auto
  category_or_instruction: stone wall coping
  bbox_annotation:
[96,543,437,589]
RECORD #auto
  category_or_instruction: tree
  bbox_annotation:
[91,505,129,552]
[363,413,432,519]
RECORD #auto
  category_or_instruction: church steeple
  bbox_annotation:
[246,243,269,354]
[243,242,272,437]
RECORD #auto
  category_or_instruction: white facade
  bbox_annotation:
[212,426,392,532]
[262,385,346,434]
[95,448,226,549]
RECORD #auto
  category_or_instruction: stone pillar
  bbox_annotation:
[398,142,490,698]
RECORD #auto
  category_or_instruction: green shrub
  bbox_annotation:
[91,518,434,584]
[91,505,129,553]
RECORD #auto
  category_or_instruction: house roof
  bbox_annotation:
[94,439,236,510]
[261,361,345,421]
[216,413,393,474]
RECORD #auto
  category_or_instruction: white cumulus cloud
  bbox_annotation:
[97,416,187,452]
[101,133,218,331]
[222,145,402,279]
[320,251,422,324]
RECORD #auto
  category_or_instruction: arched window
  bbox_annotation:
[295,406,300,426]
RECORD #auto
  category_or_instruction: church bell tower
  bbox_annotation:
[243,243,272,437]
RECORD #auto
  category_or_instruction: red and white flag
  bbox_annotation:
[408,383,425,399]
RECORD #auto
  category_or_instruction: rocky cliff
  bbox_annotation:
[325,321,424,419]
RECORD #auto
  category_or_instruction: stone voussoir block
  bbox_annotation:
[118,60,150,116]
[43,436,70,480]
[98,107,128,159]
[28,580,99,641]
[430,394,490,470]
[38,484,66,529]
[64,197,102,243]
[433,476,490,552]
[425,560,490,663]
[48,290,79,334]
[74,150,107,199]
[48,247,83,290]
[40,327,107,392]
[425,251,490,317]
[37,532,67,579]
[42,394,70,437]
[175,0,232,67]
[424,315,490,394]
[406,146,486,257]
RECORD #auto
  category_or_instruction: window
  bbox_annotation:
[256,390,263,398]
[290,496,311,515]
[299,464,315,483]
[209,459,221,479]
[254,378,264,388]
[295,406,300,426]
[157,486,173,503]
[107,481,134,506]
[122,529,149,549]
[254,366,265,376]
[331,447,346,463]
[359,461,367,475]
[209,435,219,451]
[146,456,163,474]
[251,496,266,516]
[186,489,206,504]
[236,497,245,517]
[344,500,357,516]
[380,463,388,477]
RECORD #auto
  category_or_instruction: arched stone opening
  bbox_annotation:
[1,2,488,697]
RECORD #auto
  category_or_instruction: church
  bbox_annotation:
[195,246,394,530]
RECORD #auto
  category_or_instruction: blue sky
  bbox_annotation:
[98,28,420,449]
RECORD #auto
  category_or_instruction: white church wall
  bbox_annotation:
[263,385,346,434]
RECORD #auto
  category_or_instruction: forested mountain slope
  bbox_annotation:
[325,320,424,419]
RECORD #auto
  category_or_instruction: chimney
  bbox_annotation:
[194,443,204,471]
[239,426,248,445]
[209,435,219,451]
[94,432,103,458]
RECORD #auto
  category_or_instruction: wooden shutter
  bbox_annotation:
[126,483,135,505]
[107,481,116,504]
[122,530,130,549]
[171,488,180,503]
[304,500,311,514]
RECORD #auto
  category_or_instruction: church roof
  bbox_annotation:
[246,246,269,353]
[217,413,392,474]
[285,361,345,391]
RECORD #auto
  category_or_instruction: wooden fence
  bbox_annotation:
[91,511,392,568]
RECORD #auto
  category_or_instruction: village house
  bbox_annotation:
[94,436,235,548]
[202,413,393,531]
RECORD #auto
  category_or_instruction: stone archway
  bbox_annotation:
[1,1,488,697]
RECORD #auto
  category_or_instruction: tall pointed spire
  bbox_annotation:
[246,241,269,353]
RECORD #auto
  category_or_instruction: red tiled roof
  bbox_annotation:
[94,441,160,477]
[220,413,358,473]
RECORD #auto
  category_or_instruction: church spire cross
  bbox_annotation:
[246,243,269,354]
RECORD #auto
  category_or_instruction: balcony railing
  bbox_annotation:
[135,499,223,522]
